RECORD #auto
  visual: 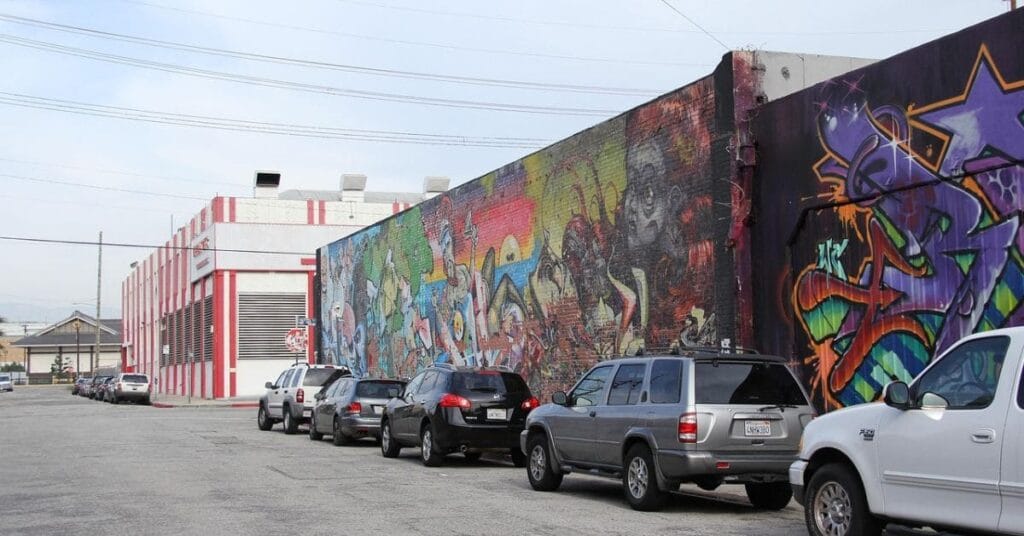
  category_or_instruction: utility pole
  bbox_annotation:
[94,231,103,374]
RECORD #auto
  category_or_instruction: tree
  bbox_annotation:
[1,362,25,372]
[50,354,71,379]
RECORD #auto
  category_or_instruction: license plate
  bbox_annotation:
[373,406,383,415]
[486,408,507,420]
[744,420,772,437]
[131,388,138,391]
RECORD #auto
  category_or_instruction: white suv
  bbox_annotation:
[257,364,349,434]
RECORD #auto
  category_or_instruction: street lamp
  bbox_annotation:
[72,318,81,378]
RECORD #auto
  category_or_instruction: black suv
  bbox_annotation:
[379,364,540,467]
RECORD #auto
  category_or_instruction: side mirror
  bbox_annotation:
[882,381,910,410]
[265,381,275,389]
[314,392,325,401]
[552,391,568,406]
[920,392,949,410]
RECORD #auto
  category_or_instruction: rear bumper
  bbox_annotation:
[656,449,796,482]
[287,404,315,422]
[433,420,524,452]
[115,390,151,401]
[339,415,383,438]
[789,460,808,506]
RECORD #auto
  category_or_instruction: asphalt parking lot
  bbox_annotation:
[0,387,947,536]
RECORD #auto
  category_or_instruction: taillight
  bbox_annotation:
[296,388,305,403]
[521,396,540,411]
[678,413,698,443]
[438,393,471,409]
[346,402,362,414]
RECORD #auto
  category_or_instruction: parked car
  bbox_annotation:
[791,328,1024,536]
[72,377,90,395]
[257,364,350,434]
[380,364,539,467]
[310,377,406,445]
[0,374,12,392]
[108,373,151,405]
[522,350,814,511]
[97,377,116,402]
[88,376,110,399]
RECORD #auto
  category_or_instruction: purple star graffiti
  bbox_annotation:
[914,53,1024,176]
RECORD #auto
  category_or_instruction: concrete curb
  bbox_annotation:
[151,401,259,409]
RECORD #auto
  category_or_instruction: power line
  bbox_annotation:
[1,172,211,200]
[117,0,705,68]
[658,0,730,51]
[1,234,316,256]
[0,156,249,190]
[0,13,662,97]
[0,33,620,117]
[0,92,552,148]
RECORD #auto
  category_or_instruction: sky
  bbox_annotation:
[0,0,1012,323]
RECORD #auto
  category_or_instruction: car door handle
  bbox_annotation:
[971,429,996,444]
[589,410,597,417]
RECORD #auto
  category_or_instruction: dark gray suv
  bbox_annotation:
[521,350,814,511]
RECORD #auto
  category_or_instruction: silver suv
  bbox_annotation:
[521,350,814,511]
[257,364,349,434]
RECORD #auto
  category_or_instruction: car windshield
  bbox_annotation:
[355,381,404,398]
[302,368,341,387]
[452,371,529,395]
[0,375,10,381]
[695,361,807,405]
[122,375,148,383]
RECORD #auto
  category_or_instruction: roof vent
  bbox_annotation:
[254,171,281,198]
[423,176,449,200]
[341,173,367,202]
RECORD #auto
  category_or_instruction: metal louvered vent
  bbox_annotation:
[238,293,306,360]
[202,296,213,362]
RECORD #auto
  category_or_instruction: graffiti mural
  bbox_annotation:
[319,80,721,397]
[789,45,1024,409]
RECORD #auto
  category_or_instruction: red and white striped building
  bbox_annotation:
[121,173,446,399]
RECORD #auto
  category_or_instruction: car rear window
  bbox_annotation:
[122,375,148,383]
[356,381,404,398]
[695,362,806,405]
[303,368,340,387]
[452,371,529,395]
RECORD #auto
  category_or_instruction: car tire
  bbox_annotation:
[282,406,299,435]
[380,420,401,458]
[526,433,563,492]
[463,452,482,463]
[805,463,882,536]
[623,443,666,511]
[257,404,274,431]
[309,415,324,441]
[510,448,528,468]
[420,424,444,467]
[332,416,353,446]
[745,482,792,510]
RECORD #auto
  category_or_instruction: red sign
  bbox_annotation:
[285,328,307,353]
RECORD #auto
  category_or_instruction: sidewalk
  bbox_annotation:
[150,393,259,409]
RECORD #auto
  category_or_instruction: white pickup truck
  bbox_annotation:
[790,327,1023,536]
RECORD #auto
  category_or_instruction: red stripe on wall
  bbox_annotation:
[318,200,326,224]
[306,199,315,224]
[213,271,224,399]
[307,271,315,364]
[392,201,399,214]
[229,271,237,397]
[200,208,207,231]
[229,197,236,222]
[212,197,224,223]
[300,257,317,266]
[200,276,206,399]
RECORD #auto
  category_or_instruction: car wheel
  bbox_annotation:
[380,420,401,458]
[745,482,792,510]
[623,443,666,511]
[332,416,353,446]
[526,433,563,492]
[420,424,444,467]
[257,405,274,431]
[805,463,882,536]
[308,415,324,441]
[463,452,482,463]
[111,395,118,405]
[282,407,299,435]
[510,448,527,468]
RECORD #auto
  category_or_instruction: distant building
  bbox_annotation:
[10,311,120,383]
[121,172,446,399]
